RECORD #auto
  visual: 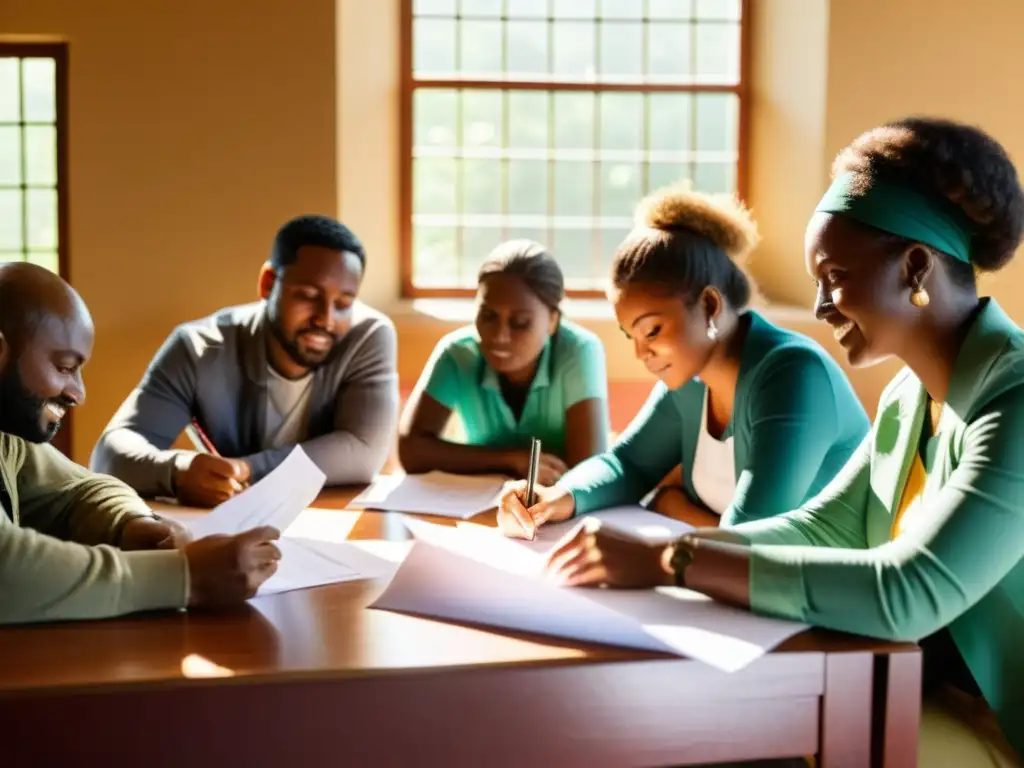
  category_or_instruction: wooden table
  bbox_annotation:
[0,488,921,767]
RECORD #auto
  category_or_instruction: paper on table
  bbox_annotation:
[187,446,326,539]
[258,536,399,596]
[377,518,808,672]
[350,471,506,519]
[513,505,695,555]
[370,540,676,655]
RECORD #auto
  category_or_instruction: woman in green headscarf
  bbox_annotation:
[523,116,1024,766]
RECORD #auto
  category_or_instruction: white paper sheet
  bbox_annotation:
[187,446,327,539]
[513,505,696,555]
[350,471,506,519]
[375,518,808,672]
[258,536,400,596]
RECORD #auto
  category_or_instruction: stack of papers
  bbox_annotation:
[370,510,808,672]
[185,447,395,597]
[350,471,507,519]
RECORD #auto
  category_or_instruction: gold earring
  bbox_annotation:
[910,288,930,308]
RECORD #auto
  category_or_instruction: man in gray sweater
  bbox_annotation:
[91,215,399,507]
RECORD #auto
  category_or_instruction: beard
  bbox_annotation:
[266,308,338,372]
[0,367,63,443]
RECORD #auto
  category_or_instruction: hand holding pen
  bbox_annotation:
[496,437,577,539]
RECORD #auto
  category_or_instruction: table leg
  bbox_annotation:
[818,651,873,767]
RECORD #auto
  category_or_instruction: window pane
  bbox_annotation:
[696,0,741,20]
[0,252,25,265]
[552,228,595,284]
[508,159,548,215]
[26,188,57,249]
[508,0,548,17]
[462,89,503,148]
[600,0,643,18]
[462,158,503,214]
[414,0,456,14]
[553,21,596,78]
[648,23,692,79]
[507,227,549,248]
[0,60,19,122]
[648,161,689,192]
[695,93,737,151]
[695,22,740,81]
[554,160,594,217]
[507,21,549,76]
[460,0,502,15]
[461,20,503,76]
[649,0,694,18]
[0,126,21,185]
[508,91,549,148]
[461,226,503,284]
[22,59,56,123]
[599,162,641,217]
[693,161,734,194]
[0,191,23,250]
[553,0,595,18]
[27,250,58,272]
[25,126,56,186]
[599,22,642,79]
[599,93,643,151]
[553,91,594,149]
[413,226,458,287]
[414,157,458,215]
[414,19,457,75]
[414,89,458,148]
[649,93,692,151]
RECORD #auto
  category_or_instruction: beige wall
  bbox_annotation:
[2,0,339,462]
[3,0,1021,461]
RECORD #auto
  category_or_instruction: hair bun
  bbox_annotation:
[635,182,761,263]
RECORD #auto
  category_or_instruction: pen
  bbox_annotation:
[525,437,541,508]
[184,419,247,492]
[184,418,219,455]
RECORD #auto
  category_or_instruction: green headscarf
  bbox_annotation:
[815,171,973,263]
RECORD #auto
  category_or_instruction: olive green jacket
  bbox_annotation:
[0,433,187,624]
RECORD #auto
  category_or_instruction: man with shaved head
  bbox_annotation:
[0,263,281,624]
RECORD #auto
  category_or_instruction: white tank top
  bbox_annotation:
[691,388,736,516]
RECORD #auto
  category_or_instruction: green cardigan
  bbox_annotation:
[559,311,870,525]
[736,298,1024,758]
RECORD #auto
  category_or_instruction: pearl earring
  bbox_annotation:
[707,318,719,340]
[910,288,930,308]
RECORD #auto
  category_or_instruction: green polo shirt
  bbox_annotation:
[417,320,608,458]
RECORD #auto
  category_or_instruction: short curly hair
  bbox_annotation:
[611,183,761,309]
[832,117,1024,274]
[270,214,366,270]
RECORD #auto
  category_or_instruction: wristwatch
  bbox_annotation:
[668,534,699,587]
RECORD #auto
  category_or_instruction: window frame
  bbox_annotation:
[398,0,751,299]
[0,42,72,457]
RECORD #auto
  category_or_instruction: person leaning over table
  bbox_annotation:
[511,117,1024,766]
[90,214,398,508]
[398,239,610,485]
[0,262,281,625]
[497,183,869,536]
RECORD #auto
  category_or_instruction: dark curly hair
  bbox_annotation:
[610,184,760,310]
[478,239,564,313]
[270,214,365,270]
[832,117,1024,282]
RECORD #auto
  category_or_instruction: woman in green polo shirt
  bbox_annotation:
[398,240,610,484]
[498,184,870,536]
[530,117,1024,765]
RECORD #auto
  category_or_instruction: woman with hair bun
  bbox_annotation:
[498,184,869,536]
[535,117,1024,765]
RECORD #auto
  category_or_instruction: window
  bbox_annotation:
[401,0,749,296]
[0,44,67,278]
